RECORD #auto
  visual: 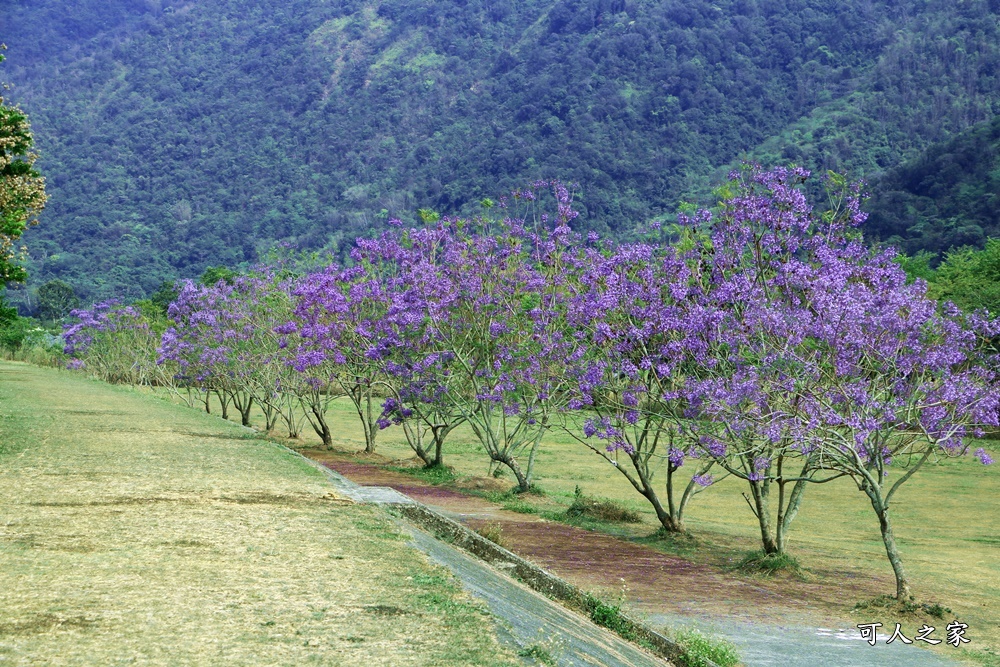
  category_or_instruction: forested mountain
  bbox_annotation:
[2,0,1000,303]
[866,115,1000,256]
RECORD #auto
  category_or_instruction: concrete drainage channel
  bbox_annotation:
[394,503,694,667]
[297,449,707,667]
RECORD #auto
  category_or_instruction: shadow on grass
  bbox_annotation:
[634,529,704,557]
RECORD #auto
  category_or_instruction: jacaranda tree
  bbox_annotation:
[353,224,468,467]
[64,301,163,386]
[363,184,586,491]
[160,273,296,430]
[687,166,999,596]
[563,235,723,533]
[682,166,855,555]
[284,263,395,452]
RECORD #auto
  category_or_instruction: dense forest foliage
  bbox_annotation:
[2,0,1000,304]
[866,115,1000,255]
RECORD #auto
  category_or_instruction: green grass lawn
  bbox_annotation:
[0,362,521,666]
[220,393,1000,662]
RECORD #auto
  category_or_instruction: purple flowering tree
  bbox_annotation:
[562,237,725,533]
[160,279,261,427]
[380,184,584,491]
[779,253,998,599]
[284,263,395,452]
[64,301,164,386]
[274,309,339,448]
[686,166,999,597]
[679,167,849,555]
[160,280,228,416]
[218,272,301,434]
[349,223,470,468]
[380,372,464,468]
[160,272,299,431]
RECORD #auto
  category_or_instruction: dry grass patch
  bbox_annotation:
[0,362,520,667]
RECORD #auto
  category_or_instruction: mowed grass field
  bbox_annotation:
[234,396,1000,662]
[0,362,522,667]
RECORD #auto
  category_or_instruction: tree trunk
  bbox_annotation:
[364,423,378,454]
[301,396,332,449]
[430,423,452,468]
[403,420,434,467]
[498,453,531,493]
[233,392,253,427]
[748,480,780,555]
[415,444,435,468]
[432,440,444,468]
[629,452,683,533]
[866,486,912,600]
[260,401,279,431]
[348,382,378,454]
[675,461,715,530]
[416,449,434,467]
[647,487,683,533]
[523,432,543,490]
[661,463,686,532]
[775,477,808,554]
[216,390,230,420]
[364,392,378,454]
[282,396,301,438]
[240,396,253,426]
[312,411,332,449]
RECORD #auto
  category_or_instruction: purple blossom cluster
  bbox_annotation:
[157,272,297,429]
[62,301,160,385]
[63,300,142,356]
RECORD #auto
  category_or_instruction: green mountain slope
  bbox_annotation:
[865,115,1000,256]
[2,0,1000,302]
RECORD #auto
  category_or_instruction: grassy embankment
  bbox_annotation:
[207,394,1000,665]
[0,362,521,666]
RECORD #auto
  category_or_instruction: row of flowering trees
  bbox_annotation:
[63,167,998,601]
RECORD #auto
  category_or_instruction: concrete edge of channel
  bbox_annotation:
[276,441,718,667]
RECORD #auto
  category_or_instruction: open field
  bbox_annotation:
[203,393,1000,664]
[0,362,521,666]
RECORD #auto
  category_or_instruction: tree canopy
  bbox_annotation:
[0,46,47,320]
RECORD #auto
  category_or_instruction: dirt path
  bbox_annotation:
[307,454,853,623]
[307,451,967,667]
